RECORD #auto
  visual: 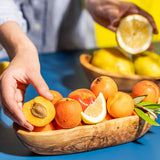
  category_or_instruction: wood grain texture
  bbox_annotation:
[80,54,160,92]
[13,114,153,155]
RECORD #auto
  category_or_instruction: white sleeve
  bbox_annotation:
[0,0,27,52]
[0,0,27,33]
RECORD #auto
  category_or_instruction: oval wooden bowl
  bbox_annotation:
[13,114,154,155]
[80,54,160,92]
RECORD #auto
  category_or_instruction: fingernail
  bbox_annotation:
[24,123,34,131]
[46,91,53,100]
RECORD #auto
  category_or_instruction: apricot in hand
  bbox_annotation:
[23,96,56,127]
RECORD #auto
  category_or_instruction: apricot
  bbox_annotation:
[50,90,63,104]
[131,80,160,103]
[54,98,82,129]
[68,88,96,111]
[90,76,118,100]
[23,96,56,127]
[107,92,134,118]
[53,120,82,130]
[33,122,55,132]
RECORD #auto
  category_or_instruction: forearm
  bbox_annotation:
[0,21,37,61]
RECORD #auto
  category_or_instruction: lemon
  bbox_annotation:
[132,51,160,77]
[0,61,10,75]
[116,14,153,54]
[81,92,106,124]
[91,47,135,75]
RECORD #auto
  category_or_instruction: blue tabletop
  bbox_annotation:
[0,50,160,160]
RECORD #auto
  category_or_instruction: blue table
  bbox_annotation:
[0,51,160,160]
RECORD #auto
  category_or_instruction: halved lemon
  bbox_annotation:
[81,92,106,124]
[116,14,153,54]
[0,61,10,75]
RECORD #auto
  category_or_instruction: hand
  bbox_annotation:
[85,0,158,33]
[0,22,53,131]
[0,48,53,131]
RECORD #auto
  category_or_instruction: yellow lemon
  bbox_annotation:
[91,47,135,75]
[0,61,10,75]
[81,92,106,124]
[132,51,160,77]
[116,14,153,54]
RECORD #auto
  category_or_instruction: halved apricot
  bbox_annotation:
[23,96,56,127]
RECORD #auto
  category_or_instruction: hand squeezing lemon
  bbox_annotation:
[116,14,153,54]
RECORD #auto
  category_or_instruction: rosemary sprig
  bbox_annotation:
[133,95,160,126]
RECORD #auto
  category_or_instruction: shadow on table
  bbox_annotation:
[0,116,36,156]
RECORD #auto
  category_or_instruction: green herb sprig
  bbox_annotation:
[133,95,160,126]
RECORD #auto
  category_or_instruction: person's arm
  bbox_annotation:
[0,8,53,131]
[85,0,158,34]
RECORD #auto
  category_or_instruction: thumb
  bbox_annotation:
[30,73,53,100]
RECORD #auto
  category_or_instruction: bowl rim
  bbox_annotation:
[79,54,160,80]
[13,114,139,136]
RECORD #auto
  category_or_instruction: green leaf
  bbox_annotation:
[134,107,159,126]
[136,102,160,114]
[133,95,147,105]
[136,101,154,106]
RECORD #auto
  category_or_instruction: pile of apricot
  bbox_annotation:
[22,76,160,132]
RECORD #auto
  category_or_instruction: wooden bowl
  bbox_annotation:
[13,114,154,155]
[80,54,160,92]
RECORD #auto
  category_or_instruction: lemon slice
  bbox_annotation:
[81,92,106,124]
[116,14,153,54]
[0,61,10,75]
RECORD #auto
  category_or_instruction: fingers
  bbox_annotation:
[138,9,158,34]
[1,93,34,131]
[29,73,53,101]
[148,44,154,51]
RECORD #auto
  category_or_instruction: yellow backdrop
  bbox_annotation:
[95,0,160,47]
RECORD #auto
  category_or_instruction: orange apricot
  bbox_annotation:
[50,90,63,104]
[107,91,134,118]
[54,98,82,129]
[33,122,55,132]
[23,96,56,127]
[90,76,118,100]
[131,80,160,103]
[68,88,96,111]
[53,120,82,130]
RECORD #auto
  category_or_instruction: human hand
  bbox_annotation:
[0,22,53,131]
[85,0,158,34]
[0,48,53,131]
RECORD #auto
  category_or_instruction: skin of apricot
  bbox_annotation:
[68,88,96,111]
[107,92,134,118]
[53,120,82,130]
[90,76,118,100]
[50,90,63,104]
[131,80,160,103]
[54,98,82,129]
[33,122,55,132]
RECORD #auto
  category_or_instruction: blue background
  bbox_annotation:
[0,48,160,160]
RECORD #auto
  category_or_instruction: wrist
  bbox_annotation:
[0,21,37,60]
